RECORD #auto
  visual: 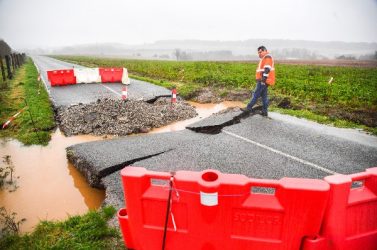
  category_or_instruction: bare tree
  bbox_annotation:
[174,48,181,61]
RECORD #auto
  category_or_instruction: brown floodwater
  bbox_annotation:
[151,101,244,133]
[0,130,106,233]
[0,101,243,233]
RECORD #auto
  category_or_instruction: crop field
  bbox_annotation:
[54,56,377,134]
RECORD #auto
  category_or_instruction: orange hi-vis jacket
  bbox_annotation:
[255,53,275,85]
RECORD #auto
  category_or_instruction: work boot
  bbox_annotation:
[240,108,251,114]
[261,111,268,117]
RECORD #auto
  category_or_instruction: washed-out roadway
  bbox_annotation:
[31,56,377,212]
[67,110,377,211]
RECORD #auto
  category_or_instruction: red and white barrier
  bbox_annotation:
[74,68,101,83]
[2,107,27,129]
[121,68,130,85]
[47,69,76,86]
[47,67,131,87]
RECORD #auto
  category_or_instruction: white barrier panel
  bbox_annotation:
[121,68,131,85]
[74,68,101,83]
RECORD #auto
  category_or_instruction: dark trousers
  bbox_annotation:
[246,81,269,113]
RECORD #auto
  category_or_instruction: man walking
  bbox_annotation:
[244,46,275,116]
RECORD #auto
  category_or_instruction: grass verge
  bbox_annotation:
[0,58,55,145]
[0,206,126,250]
[271,107,377,136]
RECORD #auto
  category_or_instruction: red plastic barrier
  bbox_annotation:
[118,167,330,250]
[118,208,136,249]
[303,167,377,250]
[99,68,123,83]
[47,69,76,86]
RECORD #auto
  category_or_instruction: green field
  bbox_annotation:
[54,56,377,134]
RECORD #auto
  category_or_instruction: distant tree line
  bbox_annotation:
[0,39,26,84]
[359,51,377,60]
[173,48,236,61]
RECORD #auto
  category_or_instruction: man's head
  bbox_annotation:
[257,46,268,58]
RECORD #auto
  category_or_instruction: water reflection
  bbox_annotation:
[68,162,105,210]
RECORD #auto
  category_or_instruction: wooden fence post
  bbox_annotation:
[5,55,12,79]
[15,54,19,68]
[16,54,20,67]
[11,54,16,70]
[0,57,6,81]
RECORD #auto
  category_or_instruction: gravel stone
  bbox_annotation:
[57,97,197,136]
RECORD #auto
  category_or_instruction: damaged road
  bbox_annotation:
[31,55,173,107]
[66,109,377,214]
[32,55,377,218]
[186,106,261,134]
[57,98,197,136]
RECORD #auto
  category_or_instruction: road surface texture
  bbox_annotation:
[32,56,377,213]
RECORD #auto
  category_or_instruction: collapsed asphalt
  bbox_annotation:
[57,98,197,136]
[67,109,377,216]
[31,55,377,225]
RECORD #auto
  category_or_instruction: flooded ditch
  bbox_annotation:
[0,101,243,233]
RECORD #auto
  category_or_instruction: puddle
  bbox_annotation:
[0,129,105,233]
[0,101,243,233]
[151,101,244,133]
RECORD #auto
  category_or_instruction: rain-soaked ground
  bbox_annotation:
[0,101,243,233]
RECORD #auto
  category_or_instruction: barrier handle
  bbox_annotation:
[349,172,371,181]
[145,172,171,181]
[249,179,280,188]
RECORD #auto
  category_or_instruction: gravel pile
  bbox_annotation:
[57,98,197,136]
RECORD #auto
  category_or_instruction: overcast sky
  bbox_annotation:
[0,0,376,50]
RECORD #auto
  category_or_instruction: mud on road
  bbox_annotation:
[56,97,197,136]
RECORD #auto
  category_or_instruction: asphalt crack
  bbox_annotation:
[67,148,171,188]
[98,150,171,178]
[186,106,262,134]
[145,95,174,104]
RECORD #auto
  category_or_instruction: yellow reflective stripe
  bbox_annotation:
[256,68,275,72]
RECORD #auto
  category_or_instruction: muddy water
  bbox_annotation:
[0,101,243,233]
[0,130,106,233]
[151,101,244,133]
